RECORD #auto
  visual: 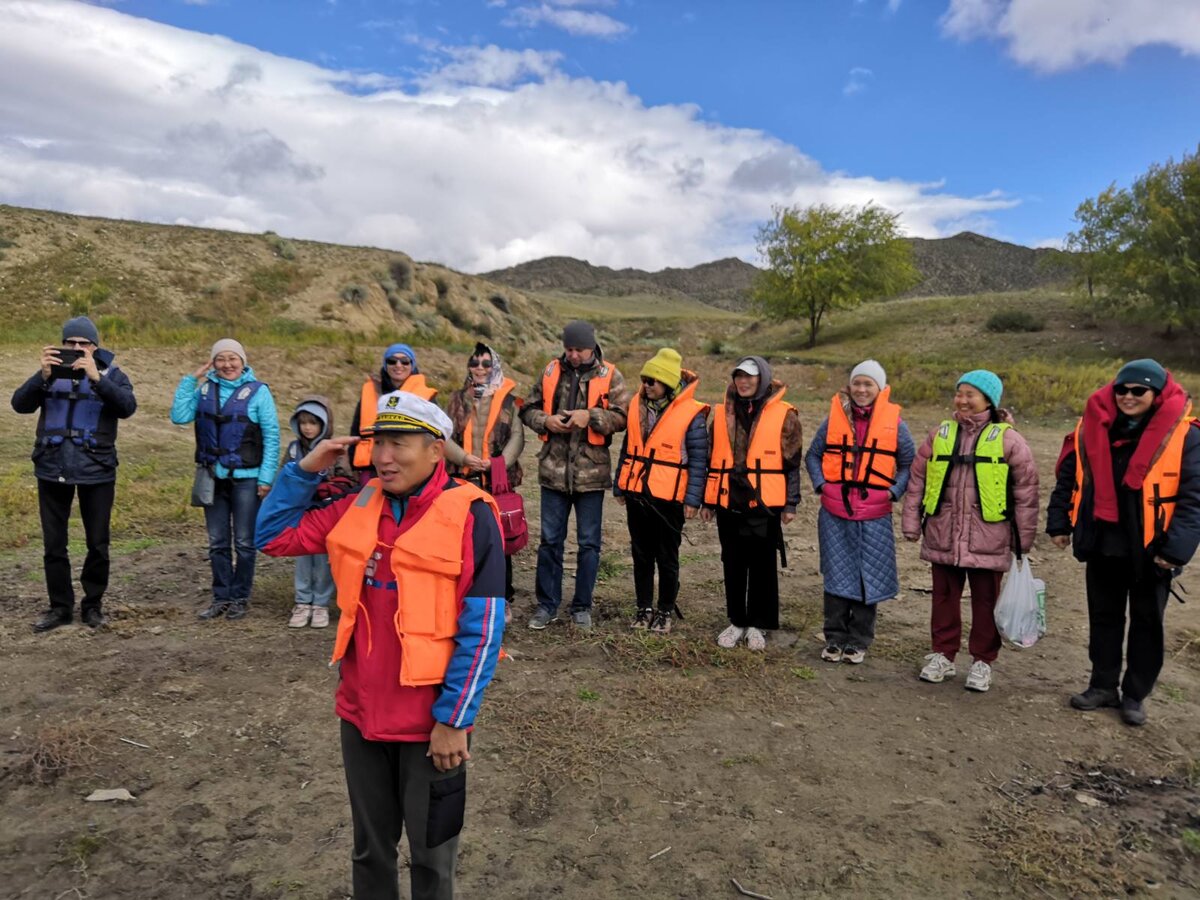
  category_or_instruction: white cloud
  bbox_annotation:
[941,0,1200,72]
[0,0,1018,272]
[843,66,874,96]
[503,3,629,38]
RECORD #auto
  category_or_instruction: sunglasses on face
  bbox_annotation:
[63,339,94,347]
[386,357,412,367]
[1114,384,1152,397]
[468,358,493,369]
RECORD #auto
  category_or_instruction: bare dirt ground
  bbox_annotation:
[3,348,1200,899]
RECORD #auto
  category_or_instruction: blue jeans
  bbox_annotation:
[205,477,261,603]
[295,553,334,608]
[535,487,603,614]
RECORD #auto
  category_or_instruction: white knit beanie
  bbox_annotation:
[849,359,886,389]
[210,338,247,364]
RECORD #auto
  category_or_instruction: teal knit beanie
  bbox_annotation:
[957,369,1003,409]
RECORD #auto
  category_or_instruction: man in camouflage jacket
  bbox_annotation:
[521,320,629,630]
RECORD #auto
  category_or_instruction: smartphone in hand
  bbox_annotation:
[50,348,85,379]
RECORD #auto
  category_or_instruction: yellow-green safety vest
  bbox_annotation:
[922,421,1011,523]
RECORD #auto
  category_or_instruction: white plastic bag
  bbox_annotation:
[995,557,1043,648]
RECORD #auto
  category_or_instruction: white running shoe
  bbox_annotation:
[717,625,746,649]
[310,607,330,629]
[745,627,767,652]
[288,604,312,628]
[965,660,992,692]
[919,652,956,683]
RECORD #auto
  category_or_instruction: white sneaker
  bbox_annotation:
[745,627,767,652]
[919,652,956,683]
[310,607,330,629]
[965,660,992,692]
[288,604,312,628]
[842,648,866,665]
[717,625,746,649]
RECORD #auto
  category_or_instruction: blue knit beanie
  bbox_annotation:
[957,369,1003,409]
[382,343,419,374]
[1115,358,1167,392]
[62,316,100,346]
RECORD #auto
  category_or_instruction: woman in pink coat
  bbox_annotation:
[901,370,1039,692]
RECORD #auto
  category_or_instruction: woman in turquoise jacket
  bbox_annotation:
[171,338,279,620]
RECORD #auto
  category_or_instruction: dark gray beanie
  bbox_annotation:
[562,320,596,349]
[62,316,100,346]
[1115,358,1167,392]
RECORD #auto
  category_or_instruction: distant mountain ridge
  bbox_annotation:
[482,232,1072,310]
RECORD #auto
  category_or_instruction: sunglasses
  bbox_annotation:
[468,358,493,369]
[1114,384,1152,397]
[385,356,412,367]
[63,339,94,347]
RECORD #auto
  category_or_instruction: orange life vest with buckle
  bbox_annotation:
[704,389,793,509]
[460,378,517,462]
[353,375,439,467]
[539,358,614,447]
[1069,404,1194,548]
[821,387,901,495]
[616,379,709,503]
[326,478,499,686]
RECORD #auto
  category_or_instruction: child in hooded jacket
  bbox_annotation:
[901,370,1039,692]
[284,395,351,628]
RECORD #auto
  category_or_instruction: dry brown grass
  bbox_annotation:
[6,720,111,786]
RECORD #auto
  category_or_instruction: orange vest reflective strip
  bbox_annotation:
[704,390,793,509]
[616,379,709,503]
[820,387,901,490]
[539,359,614,447]
[462,378,516,461]
[326,478,500,686]
[1069,405,1194,547]
[353,376,440,467]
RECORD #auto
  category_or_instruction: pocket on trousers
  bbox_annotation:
[426,769,467,848]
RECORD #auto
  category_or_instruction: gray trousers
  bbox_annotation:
[823,592,878,651]
[340,720,466,900]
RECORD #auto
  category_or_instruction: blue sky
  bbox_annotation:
[1,0,1198,270]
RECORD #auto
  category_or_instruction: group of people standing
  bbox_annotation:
[13,313,1200,899]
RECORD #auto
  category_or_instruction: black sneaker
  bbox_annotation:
[1120,697,1146,727]
[198,601,230,620]
[649,609,672,635]
[33,610,72,633]
[81,608,107,629]
[225,600,249,621]
[631,608,653,630]
[1069,687,1121,711]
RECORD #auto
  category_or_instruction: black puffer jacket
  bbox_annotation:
[10,349,137,484]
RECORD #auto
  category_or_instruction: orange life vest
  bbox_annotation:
[704,389,794,509]
[820,387,902,490]
[539,358,614,447]
[353,375,439,467]
[1069,405,1194,548]
[616,378,709,503]
[326,478,499,686]
[460,378,517,462]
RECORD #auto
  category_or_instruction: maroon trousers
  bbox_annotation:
[930,563,1003,664]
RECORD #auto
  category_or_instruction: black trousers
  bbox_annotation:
[625,495,685,612]
[38,478,115,616]
[340,720,466,900]
[716,507,781,629]
[1084,555,1172,701]
[823,592,878,650]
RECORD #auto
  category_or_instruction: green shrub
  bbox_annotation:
[264,233,297,261]
[704,336,727,355]
[985,310,1045,333]
[341,284,369,306]
[475,319,494,338]
[432,274,451,298]
[390,258,414,291]
[436,296,469,329]
[488,293,510,314]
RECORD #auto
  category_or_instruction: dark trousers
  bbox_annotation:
[823,592,878,650]
[340,720,465,900]
[38,478,115,616]
[930,564,1003,663]
[535,487,603,613]
[716,508,780,629]
[625,495,685,612]
[204,477,260,603]
[1084,555,1171,701]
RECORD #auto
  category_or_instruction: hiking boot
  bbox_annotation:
[717,625,745,649]
[198,601,230,620]
[965,660,992,692]
[33,610,72,633]
[571,610,592,630]
[225,600,249,621]
[820,644,843,663]
[528,607,557,630]
[842,647,866,665]
[649,609,672,635]
[310,607,330,629]
[1070,687,1121,711]
[81,608,106,629]
[1120,697,1147,727]
[288,604,312,628]
[919,652,956,683]
[745,627,767,652]
[631,608,653,630]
